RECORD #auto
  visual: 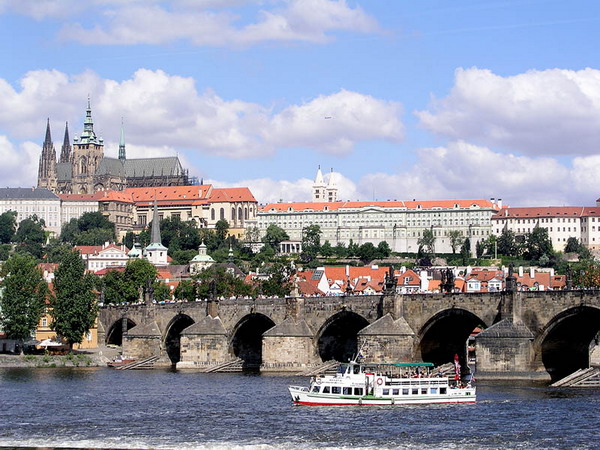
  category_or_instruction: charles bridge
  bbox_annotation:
[98,289,600,381]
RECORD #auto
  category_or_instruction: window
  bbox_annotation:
[343,387,352,395]
[402,388,409,395]
[311,386,320,393]
[332,386,341,394]
[322,386,330,394]
[392,389,400,395]
[42,318,47,327]
[440,387,446,395]
[412,388,418,395]
[382,389,390,395]
[354,388,363,396]
[421,388,428,395]
[430,388,437,394]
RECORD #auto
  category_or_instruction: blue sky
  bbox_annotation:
[1,0,600,206]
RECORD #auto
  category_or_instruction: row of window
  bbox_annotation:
[310,385,448,396]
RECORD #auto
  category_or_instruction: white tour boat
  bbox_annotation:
[289,360,476,406]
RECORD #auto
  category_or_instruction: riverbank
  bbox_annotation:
[0,345,120,368]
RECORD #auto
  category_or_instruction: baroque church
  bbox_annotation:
[37,100,190,194]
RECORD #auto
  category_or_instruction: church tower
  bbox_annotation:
[145,198,168,266]
[118,119,126,161]
[312,166,326,202]
[325,168,338,202]
[37,119,57,191]
[59,122,71,163]
[71,98,104,194]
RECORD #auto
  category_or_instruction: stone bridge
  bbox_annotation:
[98,290,600,381]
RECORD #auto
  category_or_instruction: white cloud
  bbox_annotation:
[416,67,600,156]
[52,0,380,47]
[0,137,39,188]
[358,141,595,207]
[0,68,403,159]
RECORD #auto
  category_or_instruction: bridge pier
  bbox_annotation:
[177,316,229,369]
[358,313,417,362]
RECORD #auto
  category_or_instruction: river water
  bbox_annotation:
[0,367,598,449]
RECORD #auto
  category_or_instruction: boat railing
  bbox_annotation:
[289,385,309,392]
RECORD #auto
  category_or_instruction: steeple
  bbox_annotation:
[59,121,71,163]
[37,118,57,190]
[145,196,168,266]
[326,168,338,202]
[118,118,126,160]
[151,198,161,245]
[78,96,99,145]
[312,165,326,202]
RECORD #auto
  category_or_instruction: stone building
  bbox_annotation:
[37,100,190,195]
[0,187,61,236]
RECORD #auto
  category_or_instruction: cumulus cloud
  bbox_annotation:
[0,68,403,159]
[416,67,600,156]
[51,0,380,47]
[0,137,39,188]
[358,141,595,207]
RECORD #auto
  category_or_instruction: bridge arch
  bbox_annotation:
[164,314,195,365]
[230,313,276,370]
[316,310,369,363]
[537,305,600,382]
[418,308,485,369]
[105,317,137,346]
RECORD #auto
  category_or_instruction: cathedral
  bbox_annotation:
[37,100,190,194]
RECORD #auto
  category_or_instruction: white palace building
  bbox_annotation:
[257,168,500,254]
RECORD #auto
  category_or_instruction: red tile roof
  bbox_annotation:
[209,187,256,203]
[493,206,600,219]
[124,185,212,206]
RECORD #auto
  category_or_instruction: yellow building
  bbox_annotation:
[35,304,98,350]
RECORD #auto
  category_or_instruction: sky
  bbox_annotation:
[1,0,600,207]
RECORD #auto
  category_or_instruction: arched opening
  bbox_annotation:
[317,311,369,362]
[230,313,275,370]
[164,314,195,365]
[105,318,136,346]
[540,306,600,382]
[419,308,483,371]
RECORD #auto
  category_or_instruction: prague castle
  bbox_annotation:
[37,100,190,194]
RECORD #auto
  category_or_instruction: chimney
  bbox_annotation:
[530,267,535,279]
[518,266,524,277]
[466,265,472,275]
[420,270,429,292]
[345,265,349,277]
[550,268,555,277]
[401,266,407,274]
[497,198,503,208]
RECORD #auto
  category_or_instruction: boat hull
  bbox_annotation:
[289,386,476,406]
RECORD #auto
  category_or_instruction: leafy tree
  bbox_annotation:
[99,269,127,304]
[524,227,553,262]
[0,244,11,261]
[565,237,580,253]
[357,242,378,263]
[215,219,230,242]
[476,239,486,258]
[0,210,17,244]
[0,253,48,341]
[14,215,46,259]
[301,224,322,262]
[44,241,74,263]
[122,258,158,303]
[244,226,261,244]
[160,217,201,254]
[448,230,463,254]
[259,260,295,297]
[174,280,198,301]
[377,241,391,258]
[194,265,254,299]
[60,212,115,245]
[333,242,349,258]
[50,250,98,349]
[263,224,289,250]
[320,240,334,257]
[138,228,150,247]
[152,281,172,302]
[171,249,198,265]
[74,228,115,246]
[574,261,600,288]
[78,211,114,232]
[460,238,471,265]
[347,240,360,257]
[497,229,519,257]
[417,228,436,262]
[123,231,135,250]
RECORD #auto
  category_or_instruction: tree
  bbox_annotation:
[448,230,463,254]
[60,211,115,245]
[259,260,295,297]
[215,219,230,242]
[0,210,17,244]
[377,241,391,258]
[50,250,98,349]
[565,237,580,253]
[194,265,254,299]
[417,228,436,262]
[357,242,378,263]
[497,229,519,257]
[171,249,198,265]
[244,226,261,244]
[476,239,485,258]
[524,227,553,262]
[263,224,289,250]
[0,253,48,341]
[44,240,76,263]
[333,242,349,258]
[14,215,46,259]
[0,244,11,261]
[123,231,135,250]
[99,269,127,304]
[174,280,198,301]
[460,238,471,265]
[301,224,322,261]
[320,240,334,257]
[152,281,172,302]
[122,259,158,303]
[160,217,201,254]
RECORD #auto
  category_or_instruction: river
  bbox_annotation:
[0,367,598,449]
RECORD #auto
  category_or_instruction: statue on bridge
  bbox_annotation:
[505,263,517,292]
[384,266,397,294]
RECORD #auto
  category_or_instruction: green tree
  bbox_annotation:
[333,242,349,258]
[215,219,230,242]
[460,238,471,265]
[497,229,519,257]
[60,211,115,245]
[14,215,46,259]
[44,240,74,263]
[301,224,322,261]
[377,241,391,258]
[99,269,126,304]
[194,265,254,299]
[0,210,17,244]
[263,224,289,250]
[50,250,98,349]
[565,237,580,253]
[244,226,261,244]
[174,280,198,301]
[171,249,198,265]
[357,242,378,263]
[0,244,11,261]
[417,228,436,263]
[320,240,334,257]
[476,239,486,258]
[259,260,294,297]
[152,281,172,302]
[347,239,359,257]
[122,258,158,303]
[524,227,553,262]
[123,231,135,250]
[448,230,463,254]
[0,253,48,341]
[160,217,201,254]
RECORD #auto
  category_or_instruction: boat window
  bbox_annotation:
[353,365,360,374]
[354,388,363,396]
[382,389,390,396]
[392,389,399,395]
[338,364,348,375]
[402,389,409,395]
[322,386,330,394]
[343,387,352,395]
[332,386,341,394]
[430,388,437,394]
[421,388,428,395]
[440,387,447,395]
[311,386,320,393]
[412,388,418,395]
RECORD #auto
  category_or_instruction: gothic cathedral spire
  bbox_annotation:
[37,119,57,191]
[59,121,71,163]
[118,118,126,160]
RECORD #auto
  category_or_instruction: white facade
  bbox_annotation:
[85,244,130,272]
[0,188,62,236]
[61,198,99,226]
[492,206,600,251]
[258,199,498,254]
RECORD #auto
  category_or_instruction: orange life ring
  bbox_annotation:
[376,377,384,386]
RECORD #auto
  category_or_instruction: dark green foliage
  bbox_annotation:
[320,240,334,257]
[523,227,553,262]
[160,217,201,254]
[14,215,46,259]
[497,229,519,257]
[0,244,11,261]
[138,228,150,247]
[215,219,229,242]
[121,259,158,303]
[99,269,127,304]
[417,228,436,260]
[476,239,485,258]
[60,212,115,245]
[123,231,135,249]
[377,241,391,258]
[259,260,294,297]
[51,250,98,348]
[448,230,463,254]
[0,210,17,244]
[301,224,321,262]
[264,224,289,250]
[357,242,378,263]
[174,280,198,301]
[194,265,254,299]
[565,237,580,253]
[460,238,471,265]
[0,253,48,340]
[171,249,198,265]
[152,281,172,302]
[44,241,74,263]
